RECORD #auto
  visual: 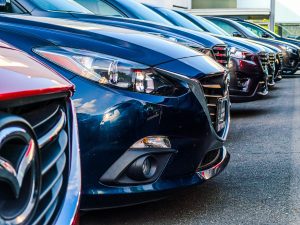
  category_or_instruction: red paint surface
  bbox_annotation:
[0,42,74,101]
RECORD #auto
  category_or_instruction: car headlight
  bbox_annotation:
[230,47,253,60]
[148,32,213,56]
[278,45,296,54]
[287,46,296,54]
[34,46,178,95]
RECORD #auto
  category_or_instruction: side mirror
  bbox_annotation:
[262,32,271,38]
[232,32,242,37]
[0,0,7,7]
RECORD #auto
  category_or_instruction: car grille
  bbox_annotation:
[212,45,229,67]
[13,99,69,225]
[258,52,269,73]
[199,72,229,132]
[278,52,284,65]
[269,52,275,68]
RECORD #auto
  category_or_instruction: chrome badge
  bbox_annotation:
[0,118,40,225]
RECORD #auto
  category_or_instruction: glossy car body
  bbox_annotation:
[0,41,80,224]
[205,17,300,75]
[142,5,273,101]
[0,15,230,209]
[5,0,231,67]
[174,10,284,83]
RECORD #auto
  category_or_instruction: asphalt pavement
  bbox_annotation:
[81,73,300,225]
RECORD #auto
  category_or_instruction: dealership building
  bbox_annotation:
[137,0,300,36]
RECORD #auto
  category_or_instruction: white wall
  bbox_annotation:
[135,0,191,9]
[237,0,300,23]
[237,0,270,9]
[276,0,300,23]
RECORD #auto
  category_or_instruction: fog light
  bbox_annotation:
[127,156,157,180]
[131,136,171,149]
[237,78,250,89]
[142,157,151,177]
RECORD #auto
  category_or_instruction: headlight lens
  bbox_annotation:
[230,47,253,60]
[278,45,296,54]
[286,46,296,54]
[34,46,176,95]
[148,32,213,55]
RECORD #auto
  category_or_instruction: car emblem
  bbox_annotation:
[0,117,40,225]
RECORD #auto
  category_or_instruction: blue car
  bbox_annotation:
[4,0,230,67]
[72,0,278,100]
[0,15,230,209]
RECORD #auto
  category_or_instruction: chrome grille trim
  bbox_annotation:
[38,110,66,148]
[155,68,230,141]
[258,52,269,73]
[20,100,69,225]
[213,45,229,67]
[32,178,62,225]
[33,105,60,129]
[40,153,66,200]
[41,130,67,175]
[199,73,229,132]
[269,53,275,66]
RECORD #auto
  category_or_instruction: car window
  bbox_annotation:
[0,1,24,14]
[30,0,93,14]
[155,8,203,31]
[240,22,278,38]
[75,0,124,17]
[187,14,230,36]
[240,22,265,37]
[113,0,173,25]
[209,19,244,37]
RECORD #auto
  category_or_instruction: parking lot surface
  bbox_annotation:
[82,74,300,225]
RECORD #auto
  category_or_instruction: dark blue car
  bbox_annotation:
[4,0,229,65]
[0,14,230,209]
[73,0,282,100]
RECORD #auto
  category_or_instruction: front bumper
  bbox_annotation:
[228,57,268,102]
[282,50,300,73]
[71,68,230,210]
[82,147,230,210]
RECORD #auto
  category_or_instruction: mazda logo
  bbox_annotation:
[0,116,41,225]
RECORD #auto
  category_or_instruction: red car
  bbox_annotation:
[0,41,80,225]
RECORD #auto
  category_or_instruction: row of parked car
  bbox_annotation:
[1,0,300,224]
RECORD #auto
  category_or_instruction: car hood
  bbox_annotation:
[279,37,300,47]
[246,39,281,53]
[0,43,73,101]
[252,37,299,50]
[211,34,265,53]
[0,15,204,67]
[70,13,226,48]
[0,16,225,79]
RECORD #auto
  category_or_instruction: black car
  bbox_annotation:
[206,16,300,75]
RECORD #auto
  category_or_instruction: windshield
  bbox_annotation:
[113,0,173,25]
[189,14,230,36]
[241,21,280,38]
[30,0,93,14]
[232,20,259,38]
[154,7,203,31]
